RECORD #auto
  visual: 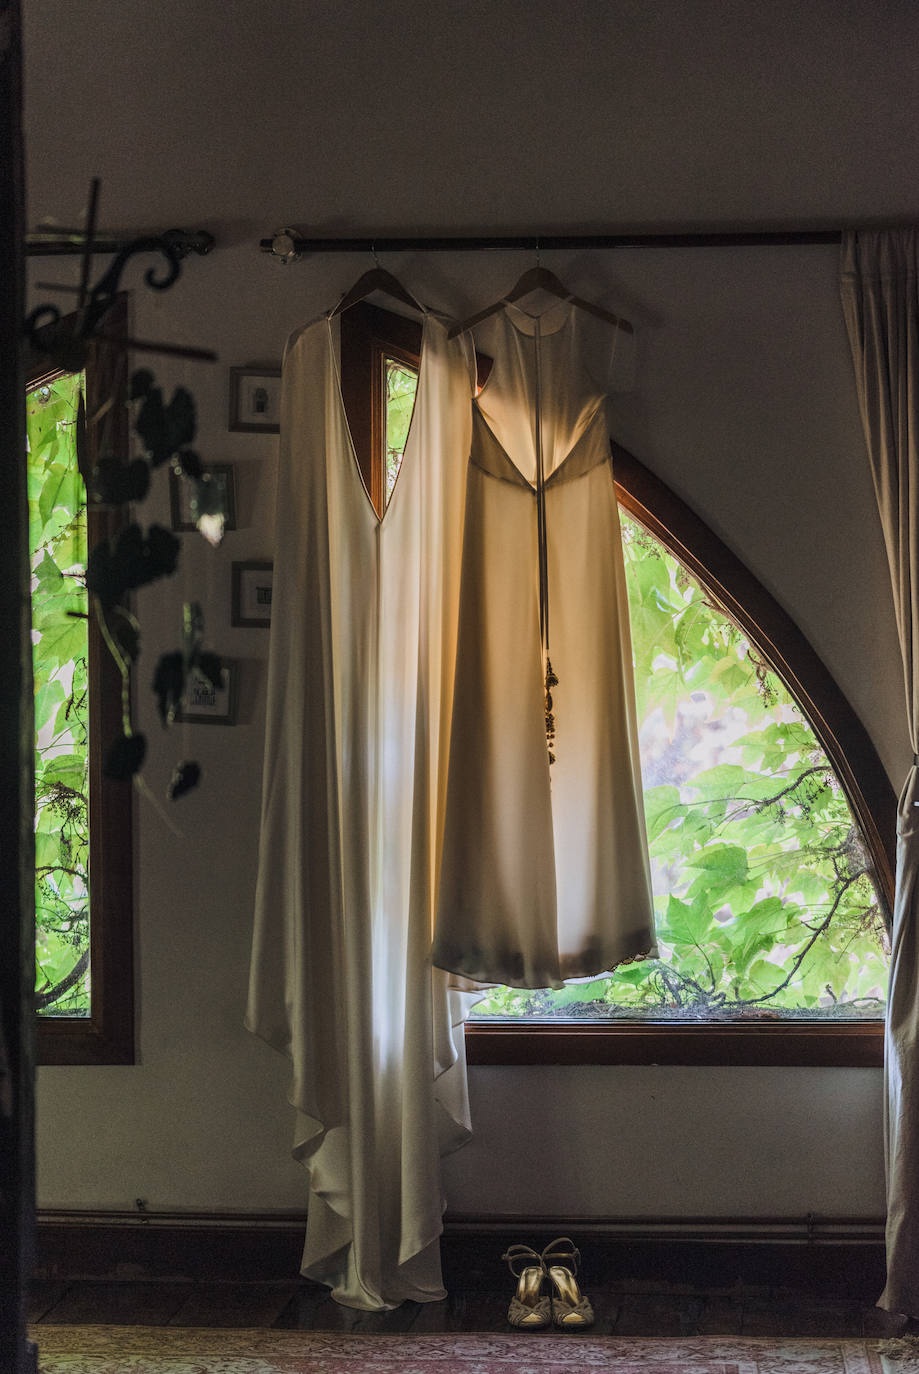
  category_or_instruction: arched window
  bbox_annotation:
[472,499,889,1021]
[469,449,894,1067]
[342,304,894,1068]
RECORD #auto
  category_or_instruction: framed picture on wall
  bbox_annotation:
[175,661,238,725]
[232,560,273,627]
[169,463,237,533]
[228,367,282,433]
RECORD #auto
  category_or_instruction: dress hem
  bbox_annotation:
[433,943,659,992]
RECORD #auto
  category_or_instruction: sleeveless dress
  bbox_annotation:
[433,300,656,989]
[247,308,478,1310]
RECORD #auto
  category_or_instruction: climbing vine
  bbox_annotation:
[29,374,91,1014]
[29,362,223,1016]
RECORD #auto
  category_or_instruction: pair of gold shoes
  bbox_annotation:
[501,1237,594,1330]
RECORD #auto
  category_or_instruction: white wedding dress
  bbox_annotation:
[247,306,478,1310]
[434,301,655,989]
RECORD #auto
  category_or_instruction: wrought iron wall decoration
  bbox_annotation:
[25,179,222,803]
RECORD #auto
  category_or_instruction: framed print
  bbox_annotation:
[169,463,237,533]
[229,366,282,433]
[175,661,238,725]
[232,560,273,628]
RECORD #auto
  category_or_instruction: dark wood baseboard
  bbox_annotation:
[34,1210,886,1297]
[36,1212,306,1285]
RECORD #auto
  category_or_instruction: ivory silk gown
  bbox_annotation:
[247,308,478,1310]
[433,301,656,989]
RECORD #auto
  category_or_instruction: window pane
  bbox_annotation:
[28,373,90,1018]
[472,512,888,1023]
[383,357,417,507]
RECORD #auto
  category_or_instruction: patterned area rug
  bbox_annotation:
[29,1326,917,1374]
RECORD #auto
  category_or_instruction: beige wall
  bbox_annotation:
[27,0,918,1220]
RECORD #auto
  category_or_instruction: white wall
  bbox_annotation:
[26,0,919,1221]
[31,240,892,1220]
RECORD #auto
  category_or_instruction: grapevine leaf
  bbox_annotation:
[135,384,196,466]
[168,760,201,801]
[129,368,155,399]
[661,894,712,947]
[91,457,150,505]
[152,651,184,725]
[196,651,222,692]
[103,732,146,780]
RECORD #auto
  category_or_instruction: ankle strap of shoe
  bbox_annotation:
[541,1237,580,1272]
[502,1244,546,1278]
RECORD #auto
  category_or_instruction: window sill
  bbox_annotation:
[37,1011,134,1067]
[464,1020,883,1067]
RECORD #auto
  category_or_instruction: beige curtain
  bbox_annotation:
[840,228,919,1317]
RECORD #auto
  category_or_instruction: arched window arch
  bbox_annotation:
[613,441,895,907]
[340,303,893,1067]
[469,445,893,1065]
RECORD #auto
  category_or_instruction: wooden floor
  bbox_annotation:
[28,1243,917,1339]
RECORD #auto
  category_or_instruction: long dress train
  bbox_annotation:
[247,307,477,1309]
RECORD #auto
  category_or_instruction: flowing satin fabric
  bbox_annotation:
[840,229,919,1317]
[247,310,478,1310]
[434,302,655,989]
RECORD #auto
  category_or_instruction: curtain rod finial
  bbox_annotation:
[267,229,301,266]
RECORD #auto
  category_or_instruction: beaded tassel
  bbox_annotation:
[533,319,559,767]
[545,656,559,765]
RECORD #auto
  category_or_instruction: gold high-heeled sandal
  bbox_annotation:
[501,1244,551,1329]
[541,1237,594,1329]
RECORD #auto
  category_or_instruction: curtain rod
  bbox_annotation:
[261,228,843,261]
[25,229,216,258]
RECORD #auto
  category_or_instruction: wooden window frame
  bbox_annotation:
[340,303,894,1070]
[339,302,491,516]
[28,297,135,1065]
[340,304,419,514]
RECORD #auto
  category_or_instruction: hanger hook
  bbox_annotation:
[535,237,541,268]
[371,241,381,269]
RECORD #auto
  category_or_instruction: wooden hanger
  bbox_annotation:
[330,266,423,317]
[447,265,632,339]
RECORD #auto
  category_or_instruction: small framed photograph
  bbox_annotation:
[169,463,237,533]
[232,560,273,628]
[229,367,281,433]
[175,661,238,725]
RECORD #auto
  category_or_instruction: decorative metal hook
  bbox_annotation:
[24,234,184,367]
[94,236,181,301]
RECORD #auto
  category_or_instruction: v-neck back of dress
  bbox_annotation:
[472,300,609,487]
[326,310,425,526]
